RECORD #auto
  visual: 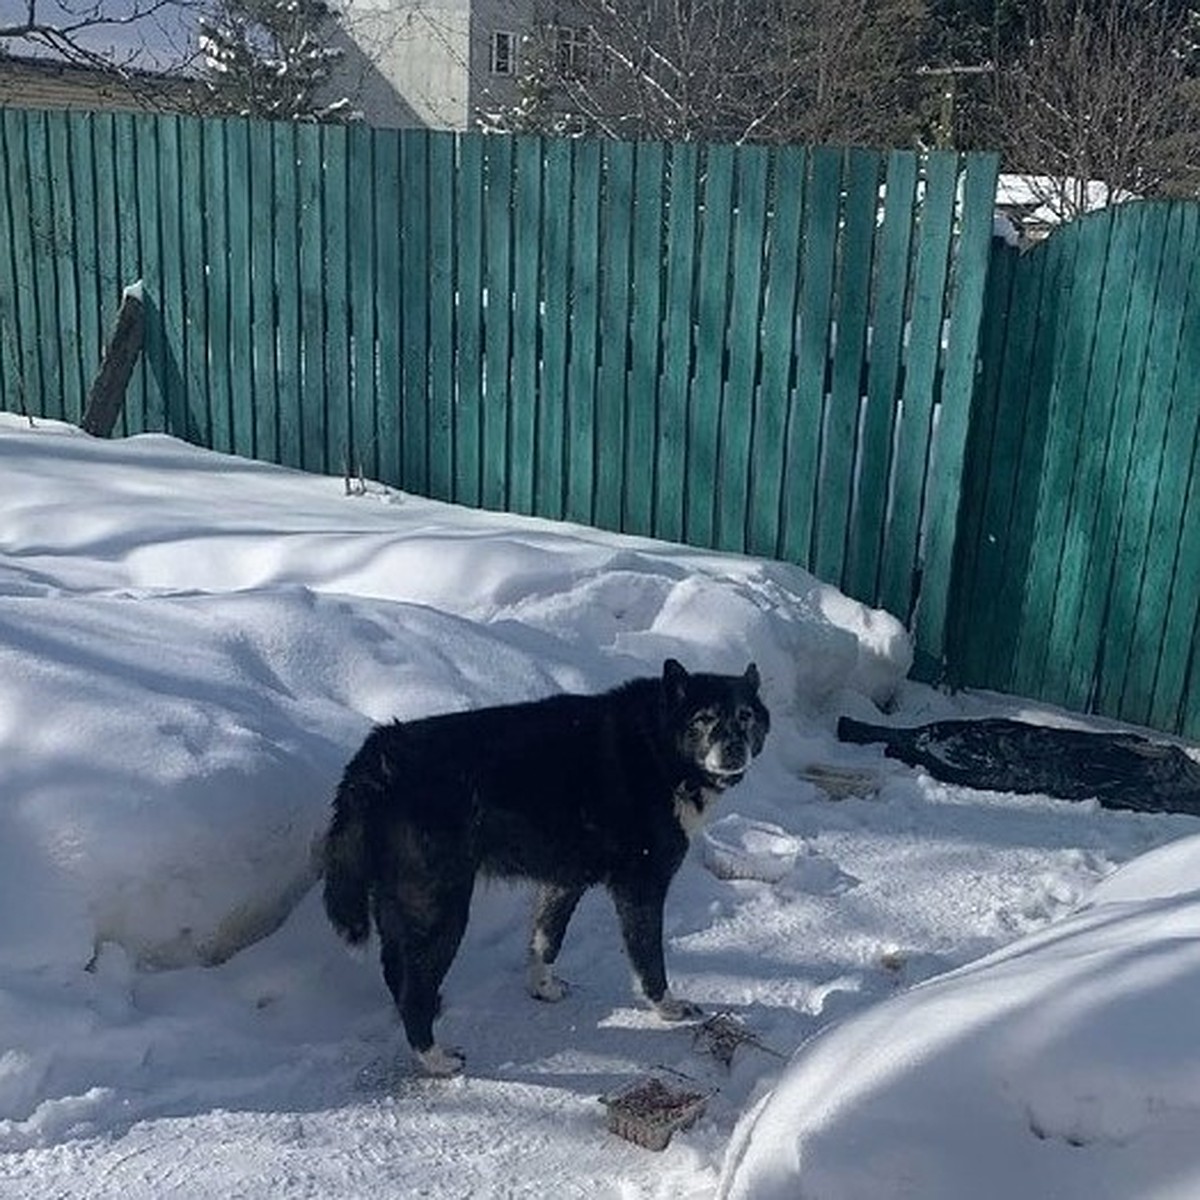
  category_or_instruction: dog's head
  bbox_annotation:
[663,659,770,789]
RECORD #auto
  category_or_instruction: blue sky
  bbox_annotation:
[0,0,201,70]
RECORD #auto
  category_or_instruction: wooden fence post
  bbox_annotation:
[80,282,145,438]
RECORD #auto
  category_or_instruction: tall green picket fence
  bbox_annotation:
[951,201,1200,738]
[0,107,1000,672]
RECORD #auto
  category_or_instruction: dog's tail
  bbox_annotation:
[322,779,372,945]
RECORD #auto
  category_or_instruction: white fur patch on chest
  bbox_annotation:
[673,783,721,839]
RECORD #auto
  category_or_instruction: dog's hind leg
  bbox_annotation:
[373,893,408,1015]
[527,883,584,1002]
[397,878,474,1077]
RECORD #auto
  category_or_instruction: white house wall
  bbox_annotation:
[337,0,473,128]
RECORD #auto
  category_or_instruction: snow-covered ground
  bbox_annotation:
[2,412,1198,1198]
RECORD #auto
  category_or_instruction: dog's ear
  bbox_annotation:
[744,663,761,691]
[663,658,689,703]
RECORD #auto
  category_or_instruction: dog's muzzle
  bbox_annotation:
[702,744,751,788]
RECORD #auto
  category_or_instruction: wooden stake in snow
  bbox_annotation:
[81,281,145,438]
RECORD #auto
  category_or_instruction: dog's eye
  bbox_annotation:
[736,706,755,726]
[691,710,718,732]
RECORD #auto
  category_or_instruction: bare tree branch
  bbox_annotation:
[0,0,203,72]
[481,0,928,146]
[998,0,1200,211]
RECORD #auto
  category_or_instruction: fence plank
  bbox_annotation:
[780,146,840,566]
[322,126,351,479]
[401,130,430,493]
[626,139,665,539]
[0,114,23,413]
[296,123,327,474]
[91,114,124,432]
[374,131,402,487]
[111,114,146,431]
[2,112,42,418]
[1058,203,1159,707]
[595,140,634,531]
[427,131,457,502]
[982,230,1074,694]
[453,133,483,506]
[565,138,601,526]
[156,114,190,440]
[204,120,233,453]
[134,114,169,431]
[748,146,805,561]
[250,120,280,464]
[655,142,699,544]
[718,144,768,554]
[345,124,376,481]
[229,120,258,459]
[815,147,879,584]
[687,143,735,547]
[952,236,1048,691]
[947,240,1016,684]
[67,113,100,427]
[537,136,571,520]
[48,112,83,419]
[25,111,63,422]
[845,150,917,603]
[482,135,513,510]
[1012,213,1116,698]
[914,150,1000,671]
[1070,210,1162,706]
[877,150,958,623]
[1167,249,1200,735]
[177,115,209,446]
[273,123,303,470]
[509,135,543,515]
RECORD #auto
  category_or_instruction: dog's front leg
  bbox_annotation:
[528,883,584,1001]
[610,880,702,1022]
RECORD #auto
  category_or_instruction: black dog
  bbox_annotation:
[322,659,769,1076]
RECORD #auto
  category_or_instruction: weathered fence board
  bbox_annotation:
[844,149,916,602]
[656,141,698,545]
[914,151,1009,672]
[747,145,804,561]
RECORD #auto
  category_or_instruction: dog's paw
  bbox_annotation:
[414,1044,466,1078]
[652,992,703,1022]
[527,959,569,1003]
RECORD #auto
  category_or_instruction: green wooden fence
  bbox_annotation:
[949,201,1200,738]
[0,108,1000,665]
[7,107,1200,739]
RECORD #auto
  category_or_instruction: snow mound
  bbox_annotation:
[702,816,802,883]
[0,417,912,976]
[719,833,1200,1200]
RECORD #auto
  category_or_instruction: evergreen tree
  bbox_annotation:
[199,0,349,121]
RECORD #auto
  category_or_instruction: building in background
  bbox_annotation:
[330,0,585,130]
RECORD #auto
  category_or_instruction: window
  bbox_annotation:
[552,25,602,81]
[489,30,516,76]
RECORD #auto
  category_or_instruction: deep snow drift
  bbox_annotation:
[1,413,1197,1198]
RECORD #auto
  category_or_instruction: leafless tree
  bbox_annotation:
[482,0,929,145]
[998,0,1200,211]
[773,0,929,146]
[0,0,200,71]
[481,0,787,141]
